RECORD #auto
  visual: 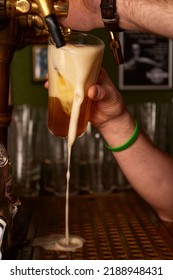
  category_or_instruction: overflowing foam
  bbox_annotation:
[32,36,104,253]
[48,42,104,117]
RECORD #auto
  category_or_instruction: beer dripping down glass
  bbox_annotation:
[48,32,105,138]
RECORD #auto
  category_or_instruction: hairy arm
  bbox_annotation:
[60,0,173,38]
[88,70,173,222]
[118,0,173,38]
[99,112,173,222]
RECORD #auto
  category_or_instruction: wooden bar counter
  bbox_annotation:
[5,189,173,260]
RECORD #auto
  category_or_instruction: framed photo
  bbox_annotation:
[119,31,173,90]
[32,45,48,81]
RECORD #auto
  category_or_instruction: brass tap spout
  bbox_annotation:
[33,0,65,47]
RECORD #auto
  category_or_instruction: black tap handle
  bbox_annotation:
[45,14,65,48]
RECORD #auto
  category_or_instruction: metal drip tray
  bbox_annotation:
[7,190,173,260]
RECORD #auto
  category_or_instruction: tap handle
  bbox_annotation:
[45,14,65,48]
[109,31,124,65]
[100,0,124,65]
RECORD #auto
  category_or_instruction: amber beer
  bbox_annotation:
[48,32,104,137]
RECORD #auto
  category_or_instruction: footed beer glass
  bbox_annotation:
[47,31,104,138]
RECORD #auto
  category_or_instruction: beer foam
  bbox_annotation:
[31,234,85,252]
[48,43,104,116]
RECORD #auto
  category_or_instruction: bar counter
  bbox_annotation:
[5,189,173,260]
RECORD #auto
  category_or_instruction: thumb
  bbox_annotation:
[88,84,106,101]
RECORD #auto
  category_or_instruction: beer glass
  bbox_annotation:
[47,31,104,137]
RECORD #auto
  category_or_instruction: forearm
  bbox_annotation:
[61,0,173,38]
[117,0,173,38]
[99,111,173,222]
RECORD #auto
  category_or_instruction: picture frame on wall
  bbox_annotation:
[32,45,48,81]
[119,31,173,90]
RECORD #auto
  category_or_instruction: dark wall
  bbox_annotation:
[11,46,48,107]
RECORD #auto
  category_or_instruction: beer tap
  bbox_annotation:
[33,0,65,47]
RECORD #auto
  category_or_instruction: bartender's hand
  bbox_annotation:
[44,69,127,131]
[59,0,104,31]
[88,69,126,130]
[44,74,48,89]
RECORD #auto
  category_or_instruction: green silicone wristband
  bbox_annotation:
[104,119,140,152]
